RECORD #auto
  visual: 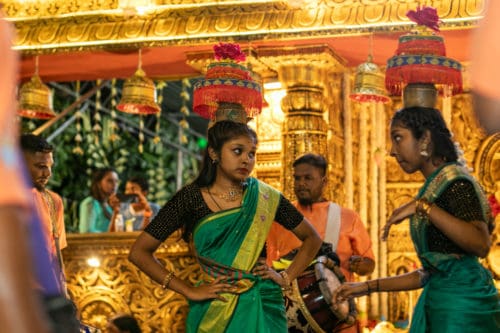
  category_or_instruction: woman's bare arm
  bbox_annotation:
[285,218,322,281]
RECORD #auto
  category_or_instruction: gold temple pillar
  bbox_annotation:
[258,45,346,198]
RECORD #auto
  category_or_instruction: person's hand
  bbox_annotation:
[348,255,363,273]
[381,200,417,241]
[108,193,120,212]
[332,282,368,306]
[252,262,284,286]
[132,190,150,212]
[186,276,238,302]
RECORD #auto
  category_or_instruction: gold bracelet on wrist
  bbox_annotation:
[416,199,433,217]
[279,270,291,291]
[161,271,175,289]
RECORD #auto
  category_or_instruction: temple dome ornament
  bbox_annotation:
[17,56,56,119]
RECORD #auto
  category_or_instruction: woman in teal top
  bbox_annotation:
[333,106,500,332]
[79,167,119,233]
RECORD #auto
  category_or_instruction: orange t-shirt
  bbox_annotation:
[267,201,374,281]
[31,189,68,256]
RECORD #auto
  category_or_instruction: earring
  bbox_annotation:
[212,159,218,164]
[420,144,429,157]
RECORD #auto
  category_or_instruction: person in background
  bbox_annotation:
[106,314,142,333]
[79,167,119,233]
[266,153,375,333]
[108,176,160,231]
[129,120,321,333]
[470,0,500,134]
[20,133,68,290]
[0,9,52,333]
[333,106,500,332]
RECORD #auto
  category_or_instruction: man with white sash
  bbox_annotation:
[267,153,375,332]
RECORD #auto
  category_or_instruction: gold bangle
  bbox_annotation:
[161,271,175,289]
[416,199,432,217]
[279,270,291,291]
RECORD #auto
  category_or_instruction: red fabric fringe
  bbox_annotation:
[385,65,462,95]
[193,85,263,119]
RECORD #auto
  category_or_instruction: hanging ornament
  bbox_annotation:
[138,116,144,153]
[72,81,84,155]
[153,80,167,145]
[17,56,56,119]
[350,34,390,104]
[117,49,160,115]
[179,78,191,144]
[109,79,120,142]
[93,79,103,145]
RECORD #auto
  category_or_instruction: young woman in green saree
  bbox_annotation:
[333,106,500,332]
[129,120,321,333]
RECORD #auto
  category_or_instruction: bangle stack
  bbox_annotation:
[161,271,175,289]
[279,270,292,291]
[416,198,433,217]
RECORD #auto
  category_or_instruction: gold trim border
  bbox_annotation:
[4,0,485,55]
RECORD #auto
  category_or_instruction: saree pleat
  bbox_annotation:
[410,255,500,333]
[187,178,286,333]
[409,163,500,333]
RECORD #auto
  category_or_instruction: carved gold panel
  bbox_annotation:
[63,232,199,333]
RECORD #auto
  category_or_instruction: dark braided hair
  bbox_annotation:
[391,106,458,164]
[194,120,257,188]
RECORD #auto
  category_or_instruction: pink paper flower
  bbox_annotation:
[407,5,441,32]
[213,43,246,62]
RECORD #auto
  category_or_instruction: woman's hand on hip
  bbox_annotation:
[186,275,237,302]
[252,262,283,286]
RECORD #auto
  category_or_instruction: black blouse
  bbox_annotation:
[427,179,486,254]
[145,182,304,242]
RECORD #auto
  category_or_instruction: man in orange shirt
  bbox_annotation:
[20,134,68,290]
[267,153,375,333]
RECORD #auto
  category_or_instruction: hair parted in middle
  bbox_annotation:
[194,120,257,188]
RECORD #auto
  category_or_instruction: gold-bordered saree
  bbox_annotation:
[187,177,288,333]
[410,163,500,333]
